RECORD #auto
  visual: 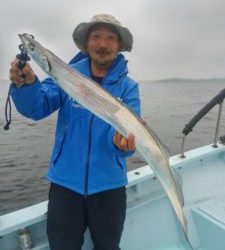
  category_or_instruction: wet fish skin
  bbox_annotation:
[18,34,188,235]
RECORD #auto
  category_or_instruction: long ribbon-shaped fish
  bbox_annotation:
[18,33,188,238]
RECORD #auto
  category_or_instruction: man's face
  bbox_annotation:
[86,25,121,70]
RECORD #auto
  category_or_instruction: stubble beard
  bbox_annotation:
[92,55,113,70]
[92,49,116,69]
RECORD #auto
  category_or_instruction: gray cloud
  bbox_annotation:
[1,0,225,80]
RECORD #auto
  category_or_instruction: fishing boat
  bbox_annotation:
[1,86,225,250]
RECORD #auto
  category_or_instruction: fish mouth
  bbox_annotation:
[18,33,25,46]
[18,33,35,45]
[18,33,37,54]
[18,33,28,44]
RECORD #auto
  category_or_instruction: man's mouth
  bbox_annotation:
[96,50,110,55]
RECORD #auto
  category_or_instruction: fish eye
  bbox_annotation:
[29,44,35,51]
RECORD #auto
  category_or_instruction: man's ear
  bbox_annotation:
[118,41,122,51]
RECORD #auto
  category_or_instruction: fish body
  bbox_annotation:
[19,34,188,236]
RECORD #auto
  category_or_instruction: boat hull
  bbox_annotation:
[1,143,225,249]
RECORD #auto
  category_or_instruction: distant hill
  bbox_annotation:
[141,78,225,83]
[2,77,225,84]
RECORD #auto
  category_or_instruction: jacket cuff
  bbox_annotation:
[11,76,40,97]
[10,77,42,113]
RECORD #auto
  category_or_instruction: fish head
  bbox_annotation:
[18,33,50,73]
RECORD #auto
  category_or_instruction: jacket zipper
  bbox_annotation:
[84,115,94,197]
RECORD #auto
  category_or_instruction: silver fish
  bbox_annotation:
[18,34,188,236]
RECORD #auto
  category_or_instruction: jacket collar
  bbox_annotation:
[71,53,128,85]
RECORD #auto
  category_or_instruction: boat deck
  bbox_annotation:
[1,143,225,249]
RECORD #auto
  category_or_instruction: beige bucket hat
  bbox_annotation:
[72,14,133,53]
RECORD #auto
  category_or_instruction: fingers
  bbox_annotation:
[113,131,136,151]
[127,133,135,151]
[114,131,123,146]
[22,64,36,83]
[9,59,24,84]
[9,59,35,85]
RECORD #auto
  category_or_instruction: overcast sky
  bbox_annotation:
[1,0,225,81]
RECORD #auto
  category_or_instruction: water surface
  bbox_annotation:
[1,79,225,215]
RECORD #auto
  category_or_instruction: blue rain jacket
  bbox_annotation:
[11,53,141,195]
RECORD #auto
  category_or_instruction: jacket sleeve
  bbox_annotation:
[10,77,65,120]
[107,79,141,158]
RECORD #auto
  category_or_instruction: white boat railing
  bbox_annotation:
[181,88,225,158]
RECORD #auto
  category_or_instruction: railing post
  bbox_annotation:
[180,135,186,158]
[213,101,223,148]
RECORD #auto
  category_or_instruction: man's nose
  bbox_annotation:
[98,38,107,48]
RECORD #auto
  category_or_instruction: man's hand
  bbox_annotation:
[113,131,136,152]
[9,59,36,85]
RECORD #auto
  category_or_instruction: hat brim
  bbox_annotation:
[72,21,133,53]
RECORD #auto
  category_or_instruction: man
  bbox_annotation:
[9,14,141,250]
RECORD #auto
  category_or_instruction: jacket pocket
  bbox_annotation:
[51,127,67,165]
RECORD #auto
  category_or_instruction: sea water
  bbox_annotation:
[1,79,225,215]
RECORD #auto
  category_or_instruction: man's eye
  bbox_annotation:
[92,34,100,39]
[108,36,116,40]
